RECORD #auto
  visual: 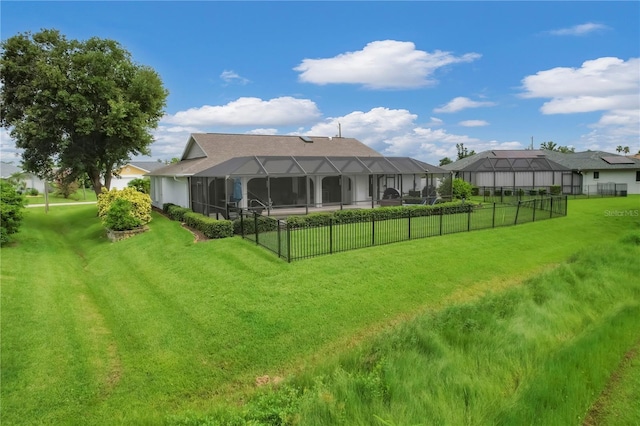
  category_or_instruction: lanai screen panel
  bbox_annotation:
[296,157,340,175]
[494,171,514,186]
[360,157,401,174]
[474,172,495,186]
[258,156,305,176]
[514,171,532,187]
[534,171,554,186]
[329,157,370,174]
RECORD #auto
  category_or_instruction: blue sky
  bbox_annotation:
[2,1,639,165]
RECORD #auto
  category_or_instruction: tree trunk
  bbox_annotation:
[88,169,104,198]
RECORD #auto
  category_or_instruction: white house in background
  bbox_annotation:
[147,133,448,218]
[544,150,640,195]
[444,150,640,195]
[0,162,46,193]
[110,161,167,190]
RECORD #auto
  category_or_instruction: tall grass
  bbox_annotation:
[235,231,640,425]
[1,197,638,424]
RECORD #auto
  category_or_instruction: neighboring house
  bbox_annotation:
[147,133,447,217]
[0,162,46,193]
[443,150,640,195]
[110,161,167,190]
[442,150,574,194]
[543,150,640,195]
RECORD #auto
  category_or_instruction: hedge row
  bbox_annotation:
[162,203,233,239]
[233,214,279,235]
[285,201,475,228]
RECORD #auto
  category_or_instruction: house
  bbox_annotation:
[110,161,167,190]
[543,150,640,195]
[442,150,574,194]
[0,162,46,193]
[443,150,640,195]
[147,133,448,217]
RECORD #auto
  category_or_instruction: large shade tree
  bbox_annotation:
[0,29,168,195]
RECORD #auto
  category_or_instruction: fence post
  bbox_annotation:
[467,205,471,231]
[372,216,376,246]
[277,219,281,259]
[565,195,568,216]
[439,208,443,235]
[550,197,554,219]
[240,211,244,239]
[287,222,291,263]
[492,203,496,228]
[254,212,259,245]
[329,218,333,254]
[408,210,412,240]
[514,201,521,225]
[532,199,537,222]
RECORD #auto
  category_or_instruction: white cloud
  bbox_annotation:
[520,57,640,149]
[433,97,496,113]
[548,22,609,36]
[0,128,22,164]
[459,120,489,127]
[306,107,417,151]
[220,70,250,85]
[294,40,481,89]
[163,97,322,127]
[301,107,519,164]
[521,57,639,103]
[149,125,204,160]
[246,128,279,135]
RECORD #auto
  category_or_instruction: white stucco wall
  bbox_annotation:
[150,176,189,209]
[581,170,640,195]
[110,176,135,190]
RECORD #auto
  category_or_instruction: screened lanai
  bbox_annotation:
[189,155,449,217]
[456,155,573,191]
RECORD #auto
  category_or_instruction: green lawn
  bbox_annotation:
[25,188,97,205]
[1,197,638,424]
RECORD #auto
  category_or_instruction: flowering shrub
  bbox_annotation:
[97,187,152,225]
[103,198,143,231]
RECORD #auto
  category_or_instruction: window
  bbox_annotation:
[636,171,640,182]
[593,171,599,179]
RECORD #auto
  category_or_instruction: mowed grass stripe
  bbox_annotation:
[1,197,638,423]
[1,208,120,422]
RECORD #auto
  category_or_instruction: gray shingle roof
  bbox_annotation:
[128,161,167,172]
[148,133,383,177]
[542,150,640,170]
[443,150,640,172]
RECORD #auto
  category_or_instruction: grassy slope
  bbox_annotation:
[1,197,638,424]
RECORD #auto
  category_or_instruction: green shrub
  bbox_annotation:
[538,188,547,196]
[0,181,26,245]
[471,186,479,196]
[98,187,152,224]
[452,179,473,200]
[183,212,233,239]
[166,204,191,222]
[550,185,562,196]
[127,178,150,194]
[103,198,143,231]
[234,214,279,235]
[284,201,473,229]
[27,188,39,196]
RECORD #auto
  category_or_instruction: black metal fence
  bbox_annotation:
[238,196,568,262]
[478,184,628,203]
